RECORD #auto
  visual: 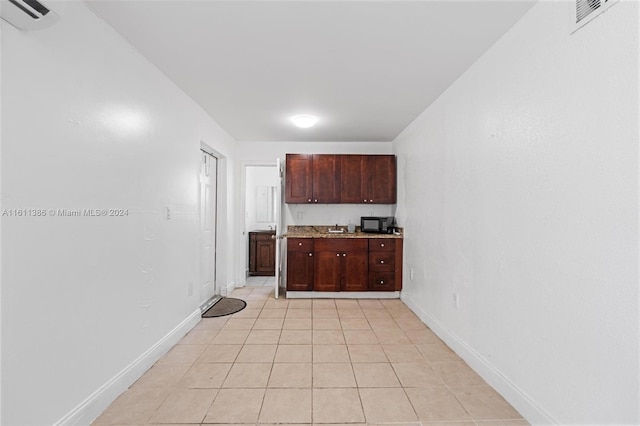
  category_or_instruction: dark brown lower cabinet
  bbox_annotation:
[286,237,402,292]
[313,250,342,292]
[368,238,403,291]
[286,238,314,291]
[313,239,368,292]
[249,231,275,276]
[341,251,369,291]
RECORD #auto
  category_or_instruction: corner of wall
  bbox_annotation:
[401,293,556,424]
[54,309,201,426]
[0,17,3,426]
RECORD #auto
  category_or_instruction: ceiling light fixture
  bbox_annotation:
[291,115,318,128]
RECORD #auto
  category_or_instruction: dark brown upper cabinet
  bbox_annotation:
[340,155,366,204]
[340,154,396,204]
[285,154,340,204]
[285,154,313,203]
[286,153,396,204]
[364,155,396,204]
[311,154,341,203]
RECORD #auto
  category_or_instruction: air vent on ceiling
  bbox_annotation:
[573,0,618,33]
[0,0,64,31]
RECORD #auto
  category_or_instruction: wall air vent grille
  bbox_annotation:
[576,0,600,23]
[8,0,50,20]
[573,0,618,32]
[1,0,63,30]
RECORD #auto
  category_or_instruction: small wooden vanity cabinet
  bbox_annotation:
[248,231,276,276]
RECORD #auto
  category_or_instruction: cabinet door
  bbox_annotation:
[341,251,368,291]
[287,250,314,291]
[312,154,341,203]
[285,154,313,203]
[340,155,366,203]
[248,233,257,274]
[256,239,275,274]
[365,155,396,204]
[313,251,341,291]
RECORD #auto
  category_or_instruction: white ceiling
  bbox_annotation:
[86,1,535,142]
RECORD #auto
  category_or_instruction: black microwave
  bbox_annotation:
[361,216,396,234]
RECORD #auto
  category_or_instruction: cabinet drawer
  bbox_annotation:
[288,238,314,252]
[368,252,395,271]
[368,239,395,252]
[255,233,274,241]
[314,238,367,252]
[369,272,395,291]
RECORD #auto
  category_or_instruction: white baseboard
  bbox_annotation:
[54,309,202,426]
[223,281,237,296]
[287,291,400,299]
[401,294,556,426]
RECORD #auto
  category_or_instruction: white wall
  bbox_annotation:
[0,5,3,422]
[245,165,278,232]
[235,141,395,284]
[0,3,237,425]
[394,1,639,424]
[237,140,396,225]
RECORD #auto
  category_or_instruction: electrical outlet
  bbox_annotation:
[165,205,172,220]
[296,211,303,220]
[410,269,414,280]
[453,293,459,309]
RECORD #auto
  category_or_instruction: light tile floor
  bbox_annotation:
[246,276,276,287]
[93,287,528,425]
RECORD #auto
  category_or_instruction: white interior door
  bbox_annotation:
[274,158,284,298]
[200,151,218,304]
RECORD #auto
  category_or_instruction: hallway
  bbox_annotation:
[93,288,526,425]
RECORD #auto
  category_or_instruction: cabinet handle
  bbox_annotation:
[380,280,384,284]
[314,199,318,203]
[380,243,385,247]
[343,253,346,257]
[380,260,384,264]
[336,253,340,257]
[308,253,313,257]
[363,199,367,203]
[308,199,312,202]
[369,199,373,202]
[298,242,303,246]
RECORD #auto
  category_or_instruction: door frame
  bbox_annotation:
[239,161,278,286]
[199,141,226,309]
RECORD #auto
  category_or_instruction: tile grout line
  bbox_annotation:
[384,299,421,425]
[114,289,526,426]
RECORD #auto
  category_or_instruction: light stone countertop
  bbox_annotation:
[284,225,403,239]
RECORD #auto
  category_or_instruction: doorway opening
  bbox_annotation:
[244,164,278,287]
